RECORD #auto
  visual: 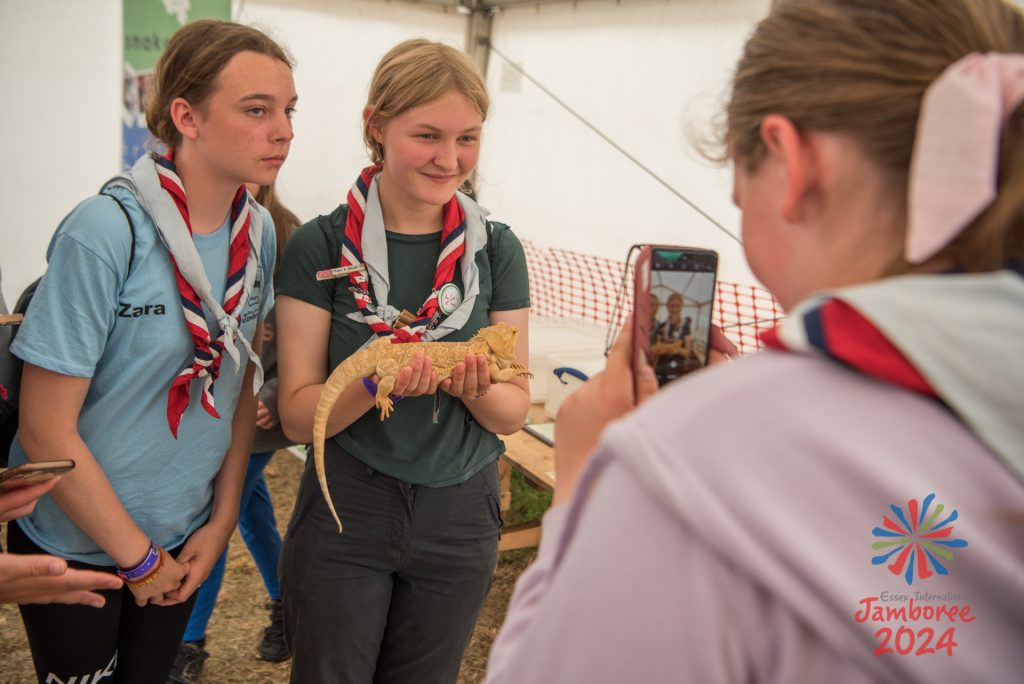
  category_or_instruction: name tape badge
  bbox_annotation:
[316,265,367,281]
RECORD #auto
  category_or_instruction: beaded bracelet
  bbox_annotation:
[117,540,160,582]
[362,377,402,403]
[124,547,166,588]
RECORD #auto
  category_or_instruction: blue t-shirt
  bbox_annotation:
[8,186,276,564]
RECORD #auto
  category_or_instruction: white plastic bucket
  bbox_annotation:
[543,353,606,419]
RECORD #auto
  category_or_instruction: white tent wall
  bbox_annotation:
[0,0,466,302]
[0,0,772,302]
[0,0,121,304]
[478,0,768,285]
[12,0,1019,301]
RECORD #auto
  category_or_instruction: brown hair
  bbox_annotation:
[363,39,489,166]
[254,185,301,281]
[146,20,293,148]
[723,0,1024,273]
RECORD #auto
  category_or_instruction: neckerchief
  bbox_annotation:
[760,298,937,398]
[342,165,467,343]
[103,152,264,438]
[758,271,1024,487]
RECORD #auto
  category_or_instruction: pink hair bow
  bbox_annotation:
[906,53,1024,264]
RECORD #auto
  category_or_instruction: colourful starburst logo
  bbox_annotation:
[871,493,968,585]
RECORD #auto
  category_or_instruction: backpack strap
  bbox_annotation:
[486,220,494,264]
[325,207,347,303]
[100,192,137,276]
[8,194,136,342]
[0,193,139,465]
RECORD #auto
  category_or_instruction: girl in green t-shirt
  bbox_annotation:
[276,39,531,682]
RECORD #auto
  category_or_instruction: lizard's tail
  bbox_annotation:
[314,360,356,534]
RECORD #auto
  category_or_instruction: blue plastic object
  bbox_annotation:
[552,367,589,385]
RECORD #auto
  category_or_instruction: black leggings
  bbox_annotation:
[8,520,199,684]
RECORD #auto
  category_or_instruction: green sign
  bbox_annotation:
[123,0,231,167]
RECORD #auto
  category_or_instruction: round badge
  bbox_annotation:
[438,283,463,315]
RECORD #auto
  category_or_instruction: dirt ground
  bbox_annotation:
[0,450,544,683]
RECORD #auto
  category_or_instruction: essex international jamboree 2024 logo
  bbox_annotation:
[855,494,975,657]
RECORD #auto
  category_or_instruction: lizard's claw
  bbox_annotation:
[377,395,394,420]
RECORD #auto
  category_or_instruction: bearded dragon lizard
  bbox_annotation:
[314,322,532,532]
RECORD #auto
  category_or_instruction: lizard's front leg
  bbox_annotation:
[511,362,533,379]
[489,361,533,382]
[488,362,520,383]
[375,358,401,420]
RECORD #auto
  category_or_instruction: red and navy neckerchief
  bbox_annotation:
[340,165,466,343]
[155,150,253,437]
[760,298,937,399]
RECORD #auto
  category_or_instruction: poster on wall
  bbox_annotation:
[122,0,231,169]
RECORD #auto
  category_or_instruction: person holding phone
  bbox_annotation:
[275,39,530,683]
[1,477,124,606]
[6,20,294,683]
[487,1,1024,681]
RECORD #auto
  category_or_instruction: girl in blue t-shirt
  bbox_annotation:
[7,20,295,684]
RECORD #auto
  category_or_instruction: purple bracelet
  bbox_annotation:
[117,540,160,581]
[363,377,402,403]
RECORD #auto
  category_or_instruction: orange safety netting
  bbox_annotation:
[522,240,783,354]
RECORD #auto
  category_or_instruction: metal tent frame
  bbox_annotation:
[381,0,608,76]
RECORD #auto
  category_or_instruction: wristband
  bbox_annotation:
[124,547,166,588]
[117,540,160,582]
[363,377,402,403]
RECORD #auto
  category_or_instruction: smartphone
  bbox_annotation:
[632,245,719,390]
[0,459,76,494]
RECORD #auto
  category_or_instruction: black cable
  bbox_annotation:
[604,244,642,356]
[486,47,793,348]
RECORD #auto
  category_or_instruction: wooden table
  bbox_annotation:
[497,405,555,551]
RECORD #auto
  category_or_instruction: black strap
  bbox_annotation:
[486,220,494,264]
[101,192,137,275]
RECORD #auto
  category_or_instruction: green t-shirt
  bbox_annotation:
[277,204,531,486]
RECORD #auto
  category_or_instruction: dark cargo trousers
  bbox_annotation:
[281,442,503,683]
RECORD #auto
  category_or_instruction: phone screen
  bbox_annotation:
[647,248,718,386]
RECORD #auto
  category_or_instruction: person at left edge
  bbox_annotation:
[6,20,295,684]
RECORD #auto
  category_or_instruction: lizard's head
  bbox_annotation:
[472,322,519,368]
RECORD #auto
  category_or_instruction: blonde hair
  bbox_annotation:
[147,20,293,148]
[722,0,1024,273]
[363,39,489,166]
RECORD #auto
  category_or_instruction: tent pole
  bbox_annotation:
[464,1,494,194]
[464,1,494,78]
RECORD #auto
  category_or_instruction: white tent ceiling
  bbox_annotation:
[0,0,767,301]
[387,1,601,9]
